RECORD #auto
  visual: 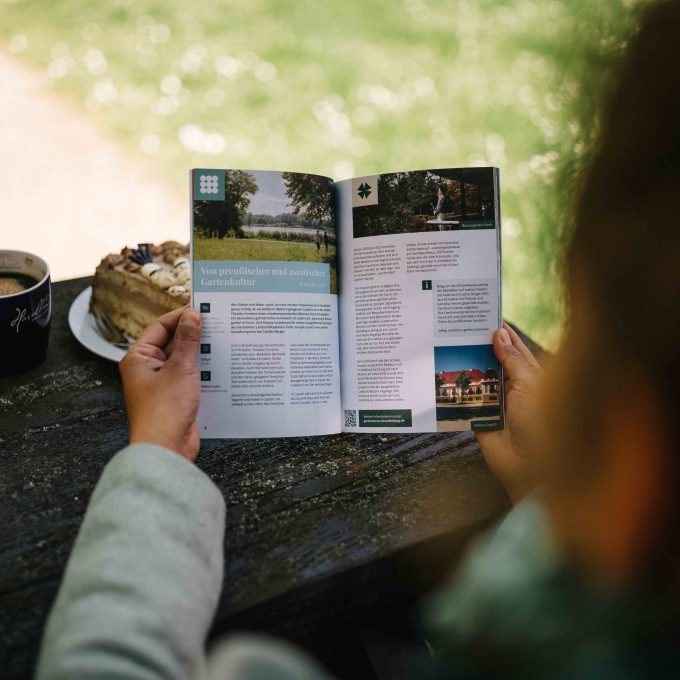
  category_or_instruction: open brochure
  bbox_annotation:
[190,167,503,438]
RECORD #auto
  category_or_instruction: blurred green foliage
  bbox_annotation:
[0,0,645,347]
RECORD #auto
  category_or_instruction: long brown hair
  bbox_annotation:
[566,0,680,417]
[561,1,680,594]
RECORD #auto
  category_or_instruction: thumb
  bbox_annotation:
[493,327,532,389]
[168,308,202,371]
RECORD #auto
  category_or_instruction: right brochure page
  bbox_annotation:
[337,168,504,433]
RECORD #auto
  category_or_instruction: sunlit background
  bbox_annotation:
[0,0,644,348]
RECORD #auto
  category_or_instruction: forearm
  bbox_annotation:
[36,444,225,680]
[480,440,534,504]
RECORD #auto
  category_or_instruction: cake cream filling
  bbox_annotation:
[92,280,177,317]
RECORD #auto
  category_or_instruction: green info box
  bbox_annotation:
[359,409,412,428]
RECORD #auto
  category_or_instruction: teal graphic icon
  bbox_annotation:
[357,182,372,199]
[194,169,225,201]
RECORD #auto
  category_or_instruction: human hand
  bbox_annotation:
[476,323,544,504]
[119,307,202,461]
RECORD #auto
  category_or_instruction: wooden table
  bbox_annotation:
[0,277,537,679]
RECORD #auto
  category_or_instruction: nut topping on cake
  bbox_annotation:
[172,257,191,284]
[167,284,187,297]
[128,243,191,291]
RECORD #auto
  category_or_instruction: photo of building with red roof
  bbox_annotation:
[435,368,500,405]
[433,344,503,432]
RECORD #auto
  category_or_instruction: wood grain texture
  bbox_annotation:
[0,277,542,679]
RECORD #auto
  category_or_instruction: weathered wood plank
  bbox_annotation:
[0,277,514,679]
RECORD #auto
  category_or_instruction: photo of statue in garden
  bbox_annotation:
[352,168,496,239]
[193,170,337,293]
[434,343,502,432]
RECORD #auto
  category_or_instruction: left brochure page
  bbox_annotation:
[190,169,341,438]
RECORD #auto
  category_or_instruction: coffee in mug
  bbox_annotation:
[0,251,51,376]
[0,271,41,296]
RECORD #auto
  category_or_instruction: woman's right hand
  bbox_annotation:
[476,323,544,504]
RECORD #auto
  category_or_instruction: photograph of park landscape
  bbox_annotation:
[193,170,337,293]
[434,343,502,432]
[352,168,495,239]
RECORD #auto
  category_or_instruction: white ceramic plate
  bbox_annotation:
[68,287,127,363]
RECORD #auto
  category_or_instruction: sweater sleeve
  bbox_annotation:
[36,444,226,680]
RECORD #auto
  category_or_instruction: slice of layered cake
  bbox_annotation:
[90,241,191,340]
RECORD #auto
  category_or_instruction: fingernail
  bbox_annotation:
[184,309,200,328]
[499,328,511,346]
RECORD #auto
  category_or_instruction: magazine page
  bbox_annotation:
[337,168,503,433]
[191,169,341,438]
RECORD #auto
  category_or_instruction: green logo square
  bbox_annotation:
[193,169,225,201]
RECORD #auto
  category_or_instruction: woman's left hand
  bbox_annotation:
[119,307,203,461]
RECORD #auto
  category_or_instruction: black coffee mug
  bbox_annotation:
[0,250,51,376]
